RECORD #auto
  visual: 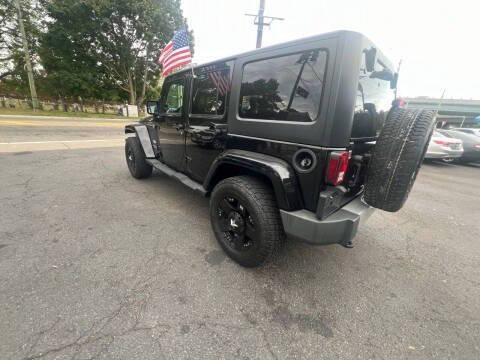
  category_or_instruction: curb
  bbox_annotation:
[0,114,135,121]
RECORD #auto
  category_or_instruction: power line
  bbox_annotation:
[245,0,284,49]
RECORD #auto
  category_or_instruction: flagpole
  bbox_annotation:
[184,26,196,79]
[190,62,195,79]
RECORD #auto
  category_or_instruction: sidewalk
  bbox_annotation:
[0,114,133,121]
[0,138,124,153]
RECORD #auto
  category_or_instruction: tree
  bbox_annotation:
[40,0,192,104]
[0,0,44,95]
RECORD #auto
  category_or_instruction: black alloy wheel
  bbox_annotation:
[210,176,284,267]
[126,144,136,173]
[216,195,257,252]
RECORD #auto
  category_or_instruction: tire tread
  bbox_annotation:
[364,108,436,212]
[125,137,153,179]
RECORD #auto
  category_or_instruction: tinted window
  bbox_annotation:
[191,62,233,116]
[239,50,327,122]
[163,81,184,114]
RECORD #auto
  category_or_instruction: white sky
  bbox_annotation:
[181,0,480,99]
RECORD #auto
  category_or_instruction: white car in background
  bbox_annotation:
[451,128,480,137]
[425,131,463,162]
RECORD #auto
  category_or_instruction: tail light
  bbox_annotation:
[433,139,452,146]
[393,98,406,108]
[474,144,480,149]
[326,151,350,186]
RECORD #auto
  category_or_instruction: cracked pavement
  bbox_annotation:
[0,117,479,359]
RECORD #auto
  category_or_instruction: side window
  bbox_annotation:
[163,81,184,114]
[239,49,327,122]
[355,55,393,116]
[353,50,395,138]
[191,62,233,117]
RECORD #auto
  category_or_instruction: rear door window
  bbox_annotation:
[239,49,328,122]
[191,62,233,117]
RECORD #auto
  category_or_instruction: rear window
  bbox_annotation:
[239,49,328,122]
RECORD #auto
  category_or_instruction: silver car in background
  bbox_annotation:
[451,128,480,137]
[425,131,463,161]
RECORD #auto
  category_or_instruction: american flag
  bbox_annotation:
[205,65,231,96]
[157,29,192,77]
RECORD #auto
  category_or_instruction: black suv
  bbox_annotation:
[125,31,435,267]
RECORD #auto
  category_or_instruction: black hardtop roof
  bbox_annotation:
[168,30,392,78]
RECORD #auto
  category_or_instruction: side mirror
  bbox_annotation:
[146,100,159,115]
[364,47,377,72]
[370,69,393,81]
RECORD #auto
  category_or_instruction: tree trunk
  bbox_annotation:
[138,47,150,108]
[128,70,136,105]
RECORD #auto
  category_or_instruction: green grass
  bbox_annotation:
[0,107,135,119]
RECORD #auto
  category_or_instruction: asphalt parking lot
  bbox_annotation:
[1,116,479,360]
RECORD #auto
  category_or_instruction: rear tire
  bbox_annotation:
[364,108,436,212]
[125,137,153,179]
[210,176,284,267]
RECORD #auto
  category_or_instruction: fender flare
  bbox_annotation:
[124,123,155,158]
[204,149,302,211]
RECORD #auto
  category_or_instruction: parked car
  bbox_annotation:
[438,129,480,163]
[451,128,480,137]
[125,31,436,267]
[425,131,463,162]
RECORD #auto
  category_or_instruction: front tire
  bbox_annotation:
[125,137,153,179]
[210,176,284,267]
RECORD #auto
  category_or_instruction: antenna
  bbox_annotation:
[433,89,447,127]
[394,59,402,99]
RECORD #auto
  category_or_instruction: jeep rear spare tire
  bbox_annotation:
[364,108,436,212]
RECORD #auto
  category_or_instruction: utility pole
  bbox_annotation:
[255,0,265,49]
[15,0,38,110]
[246,0,284,49]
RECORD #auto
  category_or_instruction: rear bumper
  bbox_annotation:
[279,196,374,246]
[425,149,463,159]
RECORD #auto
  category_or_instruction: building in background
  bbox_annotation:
[404,98,480,128]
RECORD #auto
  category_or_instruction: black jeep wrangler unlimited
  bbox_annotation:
[125,31,435,267]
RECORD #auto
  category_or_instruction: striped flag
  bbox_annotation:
[205,65,231,96]
[157,29,192,77]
